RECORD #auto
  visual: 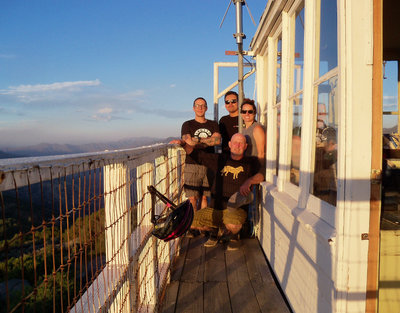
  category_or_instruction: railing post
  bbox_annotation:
[104,162,131,312]
[135,162,155,312]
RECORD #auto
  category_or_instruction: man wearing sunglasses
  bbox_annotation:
[170,97,221,215]
[219,91,239,152]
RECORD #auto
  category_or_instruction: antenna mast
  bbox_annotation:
[233,0,245,133]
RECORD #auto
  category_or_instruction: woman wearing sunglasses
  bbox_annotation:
[241,99,266,160]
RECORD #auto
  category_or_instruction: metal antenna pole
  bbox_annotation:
[233,0,245,133]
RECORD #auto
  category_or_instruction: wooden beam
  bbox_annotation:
[366,0,383,312]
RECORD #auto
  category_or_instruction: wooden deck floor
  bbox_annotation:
[160,235,292,313]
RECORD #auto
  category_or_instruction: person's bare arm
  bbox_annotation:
[253,125,266,160]
[169,138,194,154]
[197,132,221,146]
[182,133,198,146]
[239,172,264,196]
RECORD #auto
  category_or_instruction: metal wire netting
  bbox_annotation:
[0,146,185,313]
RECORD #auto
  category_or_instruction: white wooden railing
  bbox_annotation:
[0,144,185,313]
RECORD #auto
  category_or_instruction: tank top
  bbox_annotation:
[243,121,263,157]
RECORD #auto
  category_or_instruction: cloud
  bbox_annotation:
[89,107,130,122]
[117,90,146,101]
[0,54,16,59]
[170,84,176,88]
[1,79,101,95]
[140,106,191,119]
[0,79,102,104]
[98,107,113,114]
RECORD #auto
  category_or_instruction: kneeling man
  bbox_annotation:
[174,133,264,250]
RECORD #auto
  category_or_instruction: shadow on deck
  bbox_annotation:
[160,236,292,313]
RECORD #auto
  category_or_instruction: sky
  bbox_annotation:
[0,1,267,148]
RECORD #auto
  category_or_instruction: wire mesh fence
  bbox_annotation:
[0,145,185,313]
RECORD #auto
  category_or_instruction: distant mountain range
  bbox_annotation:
[0,137,176,159]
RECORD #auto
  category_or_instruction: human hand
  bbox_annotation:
[239,180,252,196]
[169,139,181,145]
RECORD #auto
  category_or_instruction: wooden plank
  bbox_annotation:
[366,1,383,312]
[204,244,227,282]
[226,248,250,282]
[175,281,203,313]
[242,239,291,313]
[204,282,232,313]
[226,247,261,313]
[171,237,190,281]
[160,281,179,313]
[180,236,205,282]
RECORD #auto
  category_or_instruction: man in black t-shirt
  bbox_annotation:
[219,91,239,152]
[170,97,221,212]
[175,133,264,250]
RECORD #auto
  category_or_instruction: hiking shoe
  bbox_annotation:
[186,229,200,238]
[226,238,240,251]
[204,236,218,247]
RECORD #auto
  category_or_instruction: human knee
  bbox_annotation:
[225,223,242,234]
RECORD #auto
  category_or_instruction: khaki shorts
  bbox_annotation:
[191,206,247,228]
[183,163,210,198]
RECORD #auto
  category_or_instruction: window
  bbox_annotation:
[383,61,399,134]
[276,37,282,175]
[290,6,305,185]
[311,0,338,205]
[318,0,337,77]
[312,77,338,206]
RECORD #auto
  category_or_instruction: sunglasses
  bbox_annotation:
[241,109,255,114]
[225,99,237,105]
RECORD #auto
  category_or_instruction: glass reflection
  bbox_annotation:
[294,7,305,93]
[277,37,282,103]
[313,76,338,205]
[290,95,303,185]
[276,107,281,175]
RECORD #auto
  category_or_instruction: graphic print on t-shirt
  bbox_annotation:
[194,128,212,138]
[221,165,244,179]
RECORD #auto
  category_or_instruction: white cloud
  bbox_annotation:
[0,54,16,59]
[1,79,101,95]
[0,79,102,104]
[116,90,146,101]
[170,84,176,88]
[89,107,129,122]
[98,107,113,114]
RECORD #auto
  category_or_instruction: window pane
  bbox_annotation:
[319,0,338,77]
[294,7,305,93]
[313,76,338,206]
[383,61,399,134]
[276,107,281,175]
[277,37,282,103]
[290,94,303,185]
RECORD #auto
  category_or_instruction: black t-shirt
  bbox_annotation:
[219,115,239,152]
[181,119,219,164]
[189,150,261,210]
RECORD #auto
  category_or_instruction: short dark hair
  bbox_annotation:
[241,98,256,113]
[224,91,238,101]
[193,97,207,107]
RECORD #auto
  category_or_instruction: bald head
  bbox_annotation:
[229,133,247,159]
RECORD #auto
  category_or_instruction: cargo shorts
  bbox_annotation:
[191,191,253,228]
[183,163,210,198]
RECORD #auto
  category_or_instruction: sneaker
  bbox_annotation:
[186,229,200,238]
[226,238,240,251]
[204,236,218,247]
